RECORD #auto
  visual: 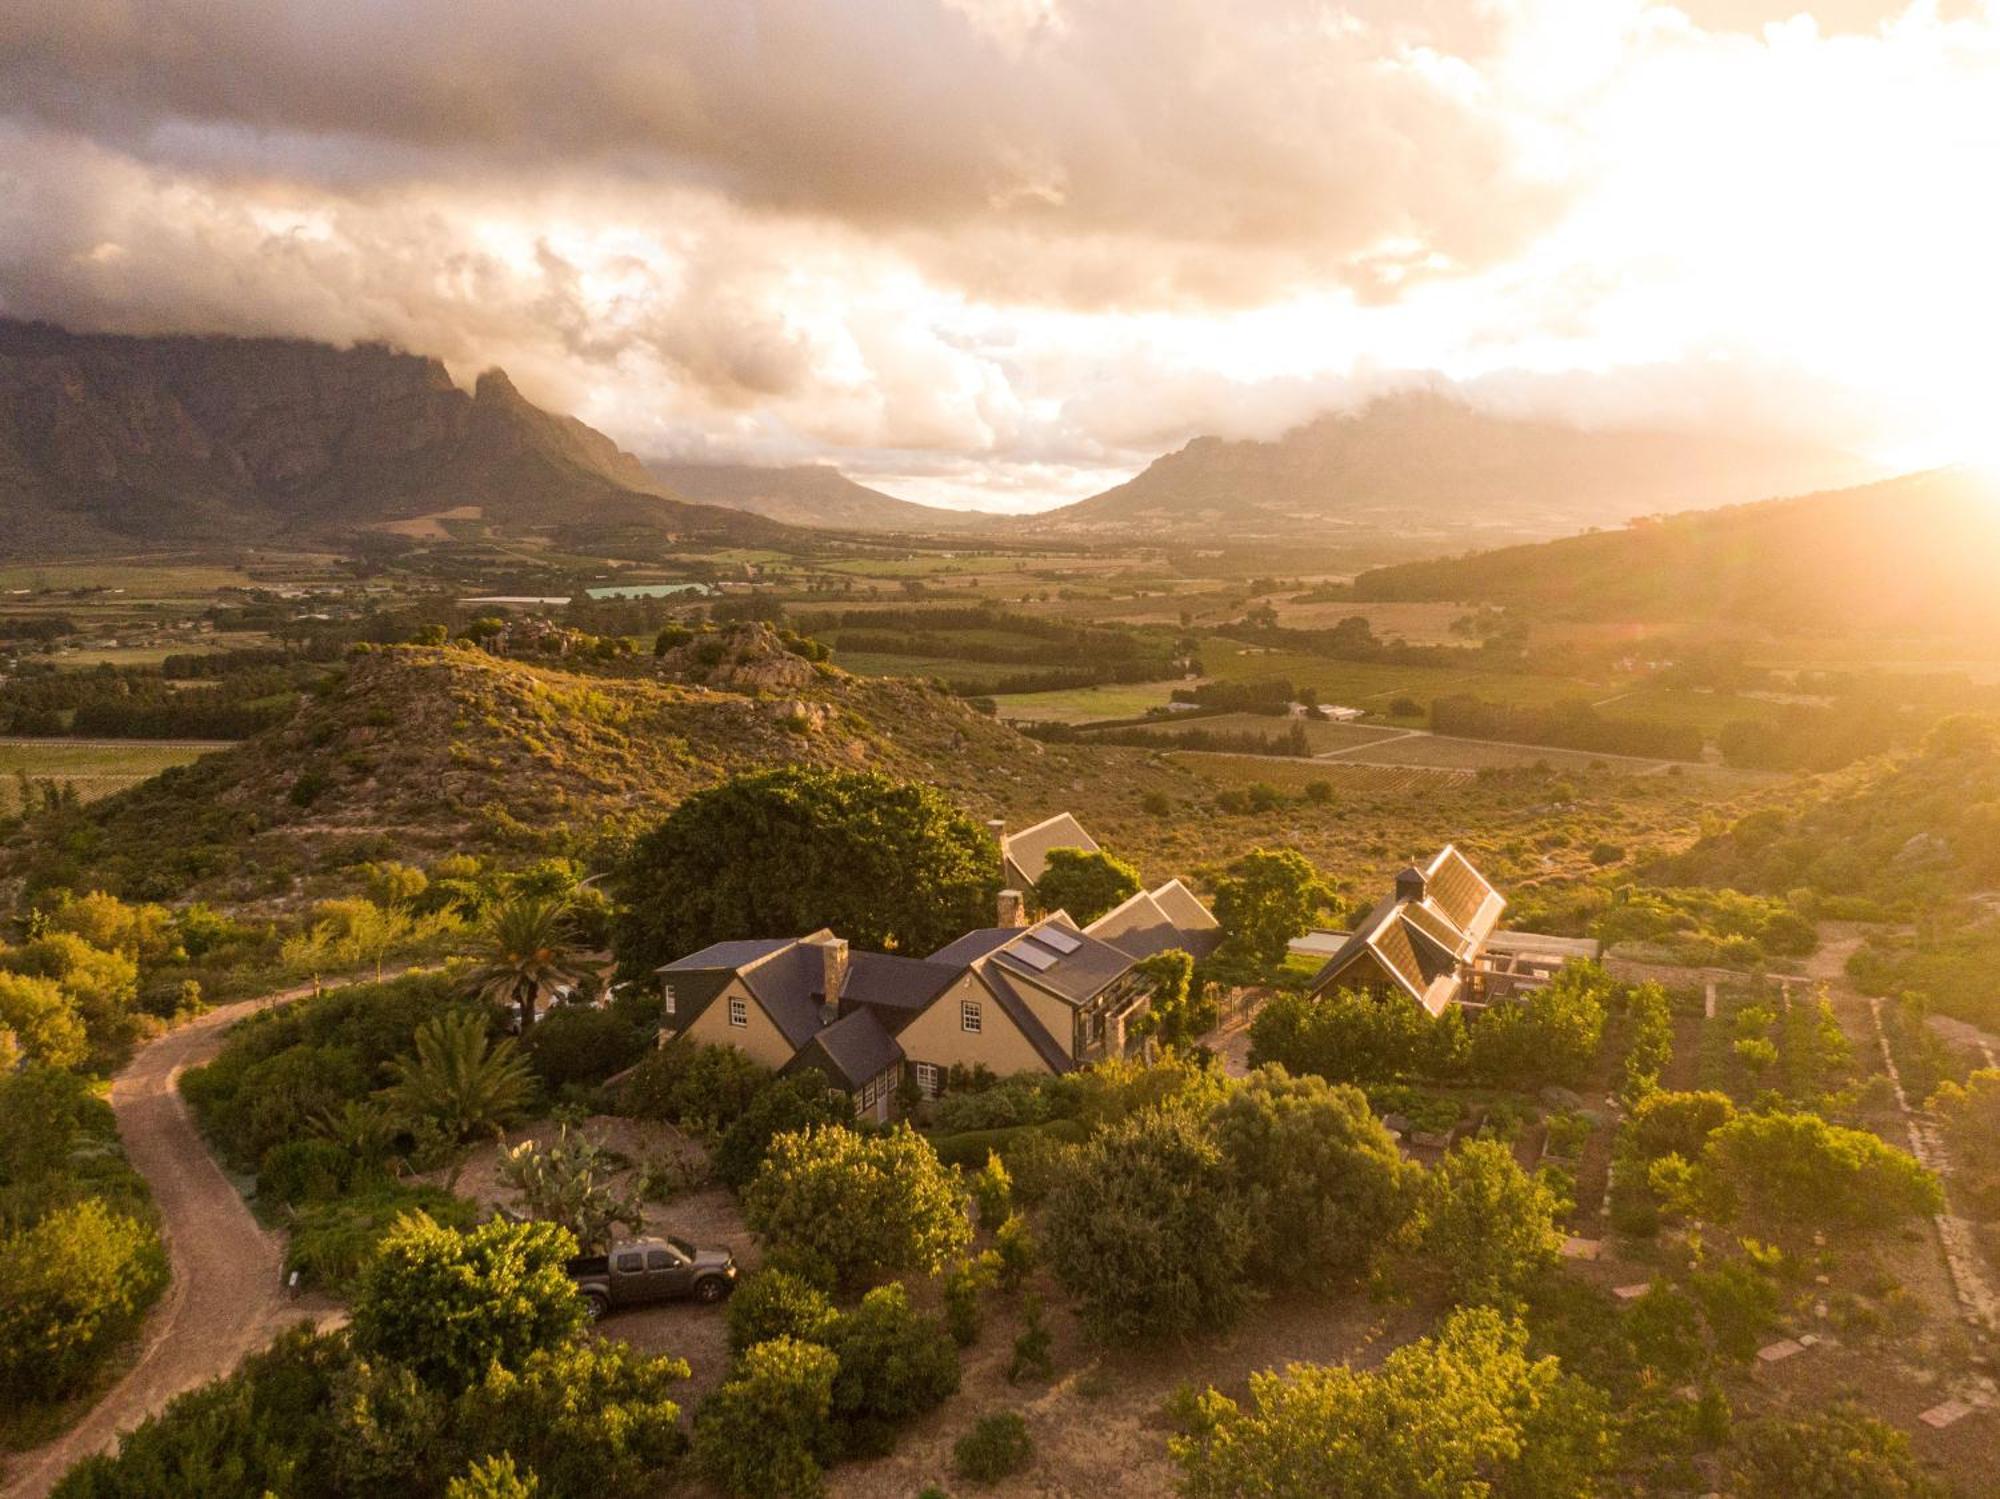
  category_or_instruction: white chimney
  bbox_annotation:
[997,889,1026,928]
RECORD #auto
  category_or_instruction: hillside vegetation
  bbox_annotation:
[1354,467,2000,632]
[1,638,1037,902]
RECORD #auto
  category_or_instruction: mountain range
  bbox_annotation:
[0,319,785,554]
[643,460,984,533]
[1037,391,1870,542]
[1352,466,2000,633]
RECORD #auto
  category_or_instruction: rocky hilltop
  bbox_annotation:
[0,319,780,553]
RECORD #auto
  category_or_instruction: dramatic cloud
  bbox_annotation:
[2,0,1997,508]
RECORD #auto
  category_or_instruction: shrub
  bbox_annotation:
[968,1151,1012,1230]
[0,970,87,1070]
[954,1413,1033,1484]
[726,1270,838,1356]
[942,1253,1000,1347]
[286,1184,478,1293]
[1043,1105,1255,1342]
[256,1138,358,1207]
[932,1075,1055,1133]
[925,1118,1087,1171]
[994,1213,1037,1291]
[524,1007,647,1092]
[1169,1306,1609,1499]
[619,1041,771,1130]
[0,1199,167,1404]
[1007,1293,1054,1384]
[1730,1403,1947,1498]
[825,1283,961,1457]
[1625,1090,1737,1164]
[1398,1140,1563,1305]
[1249,989,1463,1086]
[692,1337,839,1499]
[1209,1067,1411,1290]
[349,1215,585,1394]
[1704,1111,1942,1232]
[711,1076,850,1190]
[1468,962,1610,1090]
[744,1125,970,1289]
[453,1336,692,1499]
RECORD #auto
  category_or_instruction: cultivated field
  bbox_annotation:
[0,739,220,811]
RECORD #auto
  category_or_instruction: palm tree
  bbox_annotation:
[384,1011,536,1185]
[466,893,591,1032]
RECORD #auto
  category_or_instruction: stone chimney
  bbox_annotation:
[807,934,849,1023]
[1394,866,1428,905]
[997,889,1026,928]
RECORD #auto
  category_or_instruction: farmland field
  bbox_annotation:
[0,739,222,810]
[988,680,1191,723]
[1195,639,1623,716]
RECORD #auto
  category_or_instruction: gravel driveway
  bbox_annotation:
[1,983,346,1499]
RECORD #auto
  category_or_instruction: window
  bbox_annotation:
[914,1062,941,1098]
[728,996,748,1028]
[646,1249,675,1270]
[960,999,982,1034]
[614,1252,643,1273]
[662,984,676,1017]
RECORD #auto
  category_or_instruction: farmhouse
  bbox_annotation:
[656,892,1220,1120]
[1302,844,1589,1013]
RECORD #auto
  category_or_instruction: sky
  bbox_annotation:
[1,0,1997,512]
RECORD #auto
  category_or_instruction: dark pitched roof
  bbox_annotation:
[1085,881,1224,961]
[657,938,792,973]
[928,927,1021,966]
[734,944,827,1049]
[783,1008,903,1090]
[1002,812,1098,887]
[977,967,1076,1074]
[1306,846,1506,1016]
[843,951,961,1012]
[989,919,1133,1006]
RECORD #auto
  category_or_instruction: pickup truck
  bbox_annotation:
[567,1235,739,1318]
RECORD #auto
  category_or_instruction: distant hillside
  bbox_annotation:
[1,638,1050,901]
[0,319,785,553]
[646,461,988,532]
[1037,391,1868,542]
[1352,468,2000,632]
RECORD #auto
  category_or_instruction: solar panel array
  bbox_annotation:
[1037,927,1082,954]
[1004,938,1059,971]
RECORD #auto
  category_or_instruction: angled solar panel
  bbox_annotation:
[1003,939,1059,971]
[1036,927,1082,954]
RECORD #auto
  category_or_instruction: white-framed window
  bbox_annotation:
[728,995,748,1028]
[960,999,982,1034]
[662,984,676,1017]
[914,1062,941,1098]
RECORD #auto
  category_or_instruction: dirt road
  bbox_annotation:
[1,983,342,1499]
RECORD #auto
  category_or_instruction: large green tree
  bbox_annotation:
[1398,1139,1564,1306]
[612,768,1000,975]
[1703,1110,1942,1232]
[1171,1306,1609,1499]
[349,1214,585,1394]
[1209,1067,1412,1290]
[1033,847,1142,926]
[1211,849,1332,967]
[743,1125,970,1289]
[1043,1103,1255,1342]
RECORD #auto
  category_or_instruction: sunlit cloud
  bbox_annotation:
[1,0,1996,509]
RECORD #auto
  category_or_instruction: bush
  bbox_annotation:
[453,1336,692,1499]
[524,1007,647,1092]
[256,1138,358,1207]
[1704,1111,1942,1232]
[618,1041,770,1130]
[711,1076,851,1190]
[942,1253,999,1347]
[349,1215,585,1394]
[0,1199,167,1404]
[1249,989,1463,1086]
[825,1283,961,1457]
[692,1337,838,1499]
[1730,1403,1947,1498]
[925,1118,1087,1171]
[1398,1140,1563,1305]
[1468,962,1610,1090]
[1044,1106,1254,1342]
[726,1270,838,1356]
[954,1412,1033,1484]
[1209,1067,1411,1290]
[1625,1090,1737,1164]
[967,1151,1012,1231]
[744,1125,970,1289]
[286,1184,478,1292]
[929,1075,1055,1133]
